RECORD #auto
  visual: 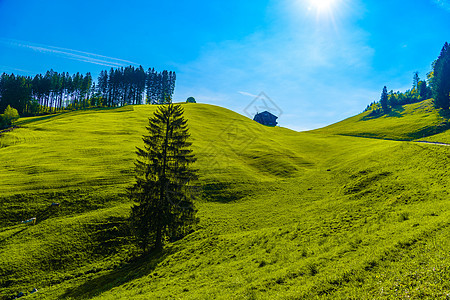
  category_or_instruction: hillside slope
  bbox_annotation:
[313,99,450,140]
[1,104,450,299]
[1,104,313,197]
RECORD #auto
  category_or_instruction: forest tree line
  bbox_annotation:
[367,42,450,114]
[365,72,432,113]
[0,66,176,117]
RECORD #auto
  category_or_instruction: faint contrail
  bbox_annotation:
[238,91,259,98]
[0,65,34,74]
[0,38,138,68]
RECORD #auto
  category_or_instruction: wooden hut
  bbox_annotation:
[253,111,278,126]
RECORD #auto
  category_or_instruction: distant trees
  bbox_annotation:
[128,101,198,252]
[0,70,94,115]
[432,42,450,109]
[387,90,398,107]
[365,73,432,114]
[364,42,450,114]
[380,86,389,113]
[0,73,32,115]
[145,69,176,104]
[413,72,420,89]
[417,80,430,100]
[0,66,176,116]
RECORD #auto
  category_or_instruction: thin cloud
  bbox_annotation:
[0,38,138,68]
[0,65,34,74]
[238,91,259,98]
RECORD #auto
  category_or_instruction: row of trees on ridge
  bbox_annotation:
[0,66,176,117]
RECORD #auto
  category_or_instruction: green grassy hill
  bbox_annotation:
[314,99,450,141]
[1,102,450,299]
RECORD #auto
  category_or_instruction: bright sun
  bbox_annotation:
[309,0,337,13]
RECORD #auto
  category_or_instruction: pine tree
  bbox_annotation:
[380,86,389,113]
[146,68,155,104]
[97,70,108,105]
[413,72,420,89]
[161,70,170,104]
[128,101,198,252]
[417,80,429,100]
[136,65,146,105]
[433,42,450,109]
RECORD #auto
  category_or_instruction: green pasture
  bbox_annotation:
[314,99,450,141]
[1,102,450,299]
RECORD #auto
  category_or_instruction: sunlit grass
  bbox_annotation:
[314,99,447,140]
[1,101,450,299]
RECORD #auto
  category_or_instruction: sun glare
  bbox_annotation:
[309,0,337,13]
[303,0,344,27]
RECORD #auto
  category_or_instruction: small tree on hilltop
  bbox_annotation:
[128,100,198,252]
[380,86,389,113]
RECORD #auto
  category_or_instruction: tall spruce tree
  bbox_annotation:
[128,101,198,252]
[413,72,420,89]
[417,80,429,99]
[380,86,389,113]
[432,42,450,109]
[97,70,108,104]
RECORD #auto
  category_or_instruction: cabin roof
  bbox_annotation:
[255,111,278,119]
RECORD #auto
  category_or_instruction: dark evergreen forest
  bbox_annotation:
[0,66,176,116]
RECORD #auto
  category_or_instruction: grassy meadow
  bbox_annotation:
[314,99,450,141]
[1,102,450,299]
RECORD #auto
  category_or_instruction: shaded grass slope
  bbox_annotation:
[1,103,450,299]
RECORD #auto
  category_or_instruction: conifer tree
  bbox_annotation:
[128,100,198,252]
[380,86,389,113]
[432,42,450,109]
[413,72,420,89]
[417,80,429,100]
[97,70,108,104]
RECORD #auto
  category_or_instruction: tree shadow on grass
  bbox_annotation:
[16,113,66,126]
[410,108,450,139]
[386,107,404,118]
[361,106,405,121]
[16,106,134,127]
[60,248,171,299]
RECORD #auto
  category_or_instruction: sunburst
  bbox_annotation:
[308,0,338,14]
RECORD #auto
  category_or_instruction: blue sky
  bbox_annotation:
[1,0,449,130]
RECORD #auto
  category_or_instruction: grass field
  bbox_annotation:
[314,99,450,141]
[1,102,450,299]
